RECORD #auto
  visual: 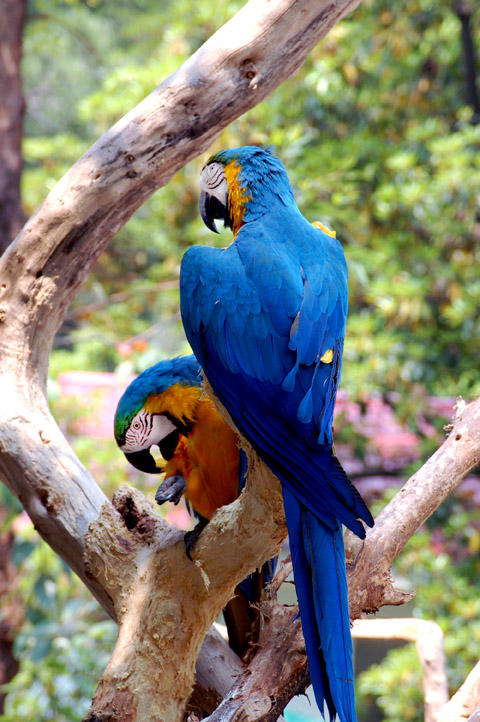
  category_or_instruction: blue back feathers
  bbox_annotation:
[180,146,374,722]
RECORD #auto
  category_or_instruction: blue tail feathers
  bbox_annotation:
[283,486,357,722]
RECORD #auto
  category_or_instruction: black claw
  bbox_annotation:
[184,518,209,561]
[155,475,187,506]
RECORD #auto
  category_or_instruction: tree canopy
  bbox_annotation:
[21,0,480,406]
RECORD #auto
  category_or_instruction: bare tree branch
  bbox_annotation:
[0,0,363,634]
[0,1,365,714]
[347,397,480,619]
[204,600,309,722]
[438,660,480,722]
[82,456,285,720]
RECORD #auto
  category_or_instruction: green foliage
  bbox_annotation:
[2,524,116,722]
[358,645,424,722]
[22,0,480,403]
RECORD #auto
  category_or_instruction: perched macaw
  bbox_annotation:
[114,354,273,656]
[179,146,374,722]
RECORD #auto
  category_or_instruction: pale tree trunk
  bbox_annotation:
[0,0,26,254]
[1,0,480,720]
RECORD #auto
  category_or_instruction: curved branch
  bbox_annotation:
[0,0,362,387]
[0,0,363,628]
[82,451,285,720]
[347,397,480,618]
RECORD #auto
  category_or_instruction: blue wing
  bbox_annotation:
[181,216,373,722]
[181,218,370,534]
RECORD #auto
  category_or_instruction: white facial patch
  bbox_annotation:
[121,411,177,453]
[200,162,228,202]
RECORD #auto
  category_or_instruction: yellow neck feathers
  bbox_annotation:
[224,161,252,237]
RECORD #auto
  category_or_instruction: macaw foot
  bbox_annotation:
[155,475,187,506]
[184,517,209,561]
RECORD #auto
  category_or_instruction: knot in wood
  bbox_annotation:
[240,58,258,87]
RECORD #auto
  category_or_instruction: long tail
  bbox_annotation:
[283,486,356,722]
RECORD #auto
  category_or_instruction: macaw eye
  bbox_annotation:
[133,421,141,429]
[200,162,228,200]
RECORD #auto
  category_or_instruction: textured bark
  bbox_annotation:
[0,0,27,703]
[0,0,26,254]
[203,562,309,722]
[196,398,480,722]
[82,461,285,721]
[0,0,363,617]
[188,627,244,718]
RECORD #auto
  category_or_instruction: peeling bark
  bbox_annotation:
[203,563,309,722]
[82,458,285,720]
[0,0,365,714]
[194,398,480,722]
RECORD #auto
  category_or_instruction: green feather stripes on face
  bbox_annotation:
[113,355,202,447]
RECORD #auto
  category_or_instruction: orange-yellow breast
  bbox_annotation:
[163,396,240,520]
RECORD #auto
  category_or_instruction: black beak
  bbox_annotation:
[199,190,231,233]
[125,450,162,474]
[158,429,180,461]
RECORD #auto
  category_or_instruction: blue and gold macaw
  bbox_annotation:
[114,355,241,523]
[114,355,273,656]
[180,146,374,722]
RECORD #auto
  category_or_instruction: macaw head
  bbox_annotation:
[199,146,295,235]
[114,355,202,474]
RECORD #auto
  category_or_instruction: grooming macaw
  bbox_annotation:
[114,354,273,656]
[179,146,374,722]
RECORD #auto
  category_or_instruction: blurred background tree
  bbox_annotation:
[0,0,479,719]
